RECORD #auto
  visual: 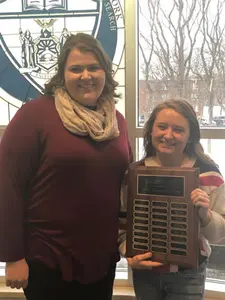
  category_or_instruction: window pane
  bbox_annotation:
[199,139,225,282]
[138,0,225,129]
[115,257,128,280]
[0,262,4,276]
[0,0,125,122]
[137,137,225,284]
[201,139,225,177]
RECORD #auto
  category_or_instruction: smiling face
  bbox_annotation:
[151,108,190,160]
[64,48,106,106]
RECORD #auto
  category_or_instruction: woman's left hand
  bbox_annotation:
[191,188,210,209]
[190,188,212,225]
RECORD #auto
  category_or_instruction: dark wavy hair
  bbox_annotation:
[143,98,216,166]
[44,33,120,99]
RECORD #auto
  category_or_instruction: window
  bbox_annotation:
[0,0,126,122]
[138,0,225,130]
[132,0,225,295]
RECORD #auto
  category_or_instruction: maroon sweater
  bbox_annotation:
[0,96,132,283]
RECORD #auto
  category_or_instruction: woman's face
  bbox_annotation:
[151,108,190,158]
[64,48,106,106]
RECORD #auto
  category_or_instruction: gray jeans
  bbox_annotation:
[132,262,206,300]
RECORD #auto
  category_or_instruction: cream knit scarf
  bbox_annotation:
[54,88,119,141]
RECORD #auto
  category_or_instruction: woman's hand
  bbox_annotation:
[190,188,212,226]
[191,188,210,209]
[5,258,29,289]
[127,252,163,269]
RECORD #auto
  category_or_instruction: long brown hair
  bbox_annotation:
[44,33,120,99]
[143,98,217,166]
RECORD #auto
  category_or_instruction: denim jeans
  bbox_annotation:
[132,262,206,300]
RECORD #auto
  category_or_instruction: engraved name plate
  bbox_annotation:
[126,165,200,268]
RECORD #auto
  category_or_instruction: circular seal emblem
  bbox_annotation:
[0,0,124,105]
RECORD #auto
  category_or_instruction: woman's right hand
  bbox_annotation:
[5,258,29,289]
[127,252,163,269]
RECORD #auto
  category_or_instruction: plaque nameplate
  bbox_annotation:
[138,175,184,197]
[126,165,200,268]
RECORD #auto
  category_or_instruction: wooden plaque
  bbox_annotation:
[126,165,200,268]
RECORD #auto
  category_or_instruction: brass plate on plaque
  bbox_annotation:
[126,165,200,268]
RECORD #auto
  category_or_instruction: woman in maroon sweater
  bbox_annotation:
[0,33,132,300]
